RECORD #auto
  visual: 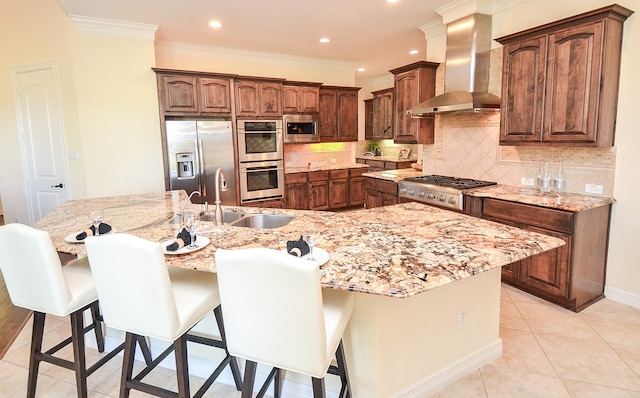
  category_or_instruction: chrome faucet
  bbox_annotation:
[214,168,228,226]
[178,191,200,221]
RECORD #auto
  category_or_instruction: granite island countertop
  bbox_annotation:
[34,191,564,299]
[464,184,615,212]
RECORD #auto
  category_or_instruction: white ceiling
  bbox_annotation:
[56,0,452,81]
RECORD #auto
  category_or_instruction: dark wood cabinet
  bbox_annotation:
[328,170,349,209]
[282,82,321,114]
[389,61,439,144]
[467,196,612,311]
[496,4,633,147]
[318,86,360,142]
[235,78,283,117]
[365,177,398,209]
[365,88,393,140]
[154,70,234,116]
[349,168,367,207]
[309,171,329,210]
[284,173,309,210]
[356,158,413,172]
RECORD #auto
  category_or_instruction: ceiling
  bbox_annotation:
[56,0,452,81]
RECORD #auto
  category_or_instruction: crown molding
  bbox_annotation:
[155,41,358,73]
[419,19,447,41]
[436,0,495,24]
[69,15,158,40]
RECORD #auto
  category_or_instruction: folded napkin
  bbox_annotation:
[286,236,310,257]
[75,223,112,240]
[165,228,195,252]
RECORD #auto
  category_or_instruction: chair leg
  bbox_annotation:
[335,340,351,398]
[89,302,105,353]
[311,377,327,398]
[174,334,190,398]
[120,332,137,398]
[136,335,153,365]
[27,311,45,398]
[70,309,89,398]
[241,360,258,398]
[214,305,243,390]
[273,368,282,398]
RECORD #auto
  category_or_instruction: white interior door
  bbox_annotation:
[14,62,69,225]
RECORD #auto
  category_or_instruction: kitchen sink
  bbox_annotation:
[228,214,294,229]
[199,211,245,224]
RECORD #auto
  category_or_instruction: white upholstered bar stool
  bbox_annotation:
[0,223,127,398]
[84,233,242,398]
[215,248,354,398]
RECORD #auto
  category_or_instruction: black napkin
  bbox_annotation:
[75,223,112,240]
[286,236,310,257]
[166,228,195,252]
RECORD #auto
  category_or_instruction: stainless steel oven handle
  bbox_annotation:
[240,167,283,173]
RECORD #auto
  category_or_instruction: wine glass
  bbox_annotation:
[90,211,103,236]
[184,212,199,249]
[303,234,316,260]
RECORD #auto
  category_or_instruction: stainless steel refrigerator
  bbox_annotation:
[166,119,236,205]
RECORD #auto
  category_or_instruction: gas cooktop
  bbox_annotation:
[398,175,497,210]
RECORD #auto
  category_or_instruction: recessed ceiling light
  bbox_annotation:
[319,37,330,43]
[409,49,419,55]
[208,21,222,28]
[357,67,365,72]
[387,0,399,3]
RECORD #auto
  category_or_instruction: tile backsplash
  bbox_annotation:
[421,112,616,197]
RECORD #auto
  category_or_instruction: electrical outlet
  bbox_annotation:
[521,177,535,186]
[14,217,20,223]
[330,158,337,164]
[585,184,603,195]
[457,311,467,330]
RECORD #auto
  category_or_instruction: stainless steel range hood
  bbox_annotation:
[408,13,501,117]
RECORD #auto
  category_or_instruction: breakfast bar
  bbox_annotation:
[35,190,565,397]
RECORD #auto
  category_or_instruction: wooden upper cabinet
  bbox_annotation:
[318,86,360,142]
[155,72,233,115]
[235,78,283,117]
[389,61,439,145]
[365,88,394,140]
[496,4,633,147]
[282,82,321,114]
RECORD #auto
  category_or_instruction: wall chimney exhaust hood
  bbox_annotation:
[408,13,501,117]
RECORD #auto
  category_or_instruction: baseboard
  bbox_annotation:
[390,338,503,398]
[605,286,640,309]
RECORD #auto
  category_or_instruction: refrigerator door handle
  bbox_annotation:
[198,138,207,197]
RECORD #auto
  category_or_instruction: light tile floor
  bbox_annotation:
[1,284,639,397]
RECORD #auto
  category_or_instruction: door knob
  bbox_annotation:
[51,183,64,188]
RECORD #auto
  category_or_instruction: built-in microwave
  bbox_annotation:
[283,114,319,143]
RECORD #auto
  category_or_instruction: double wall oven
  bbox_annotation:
[237,120,285,203]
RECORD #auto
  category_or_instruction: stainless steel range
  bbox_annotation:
[398,175,497,211]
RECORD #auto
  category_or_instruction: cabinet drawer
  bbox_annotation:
[350,168,368,177]
[329,169,349,180]
[483,198,573,233]
[308,171,329,182]
[285,173,307,184]
[366,178,397,195]
[367,160,385,169]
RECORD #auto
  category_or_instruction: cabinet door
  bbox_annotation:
[543,23,603,143]
[364,99,374,139]
[500,37,546,143]
[309,181,329,210]
[161,75,198,113]
[329,178,349,209]
[381,92,394,139]
[285,182,309,210]
[520,226,571,298]
[350,176,366,206]
[393,68,435,144]
[381,192,399,207]
[235,81,260,117]
[199,78,232,114]
[300,86,320,113]
[259,82,282,117]
[319,90,338,141]
[365,190,381,209]
[281,85,301,114]
[337,90,358,141]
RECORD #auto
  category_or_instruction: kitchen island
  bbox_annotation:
[35,190,565,397]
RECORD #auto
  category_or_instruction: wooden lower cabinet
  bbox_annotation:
[285,168,368,210]
[467,196,611,311]
[243,198,284,209]
[365,177,398,209]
